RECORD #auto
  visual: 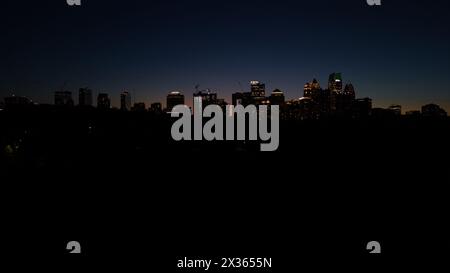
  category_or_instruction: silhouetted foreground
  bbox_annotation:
[2,108,450,173]
[2,107,449,267]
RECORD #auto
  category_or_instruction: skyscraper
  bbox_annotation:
[336,83,356,116]
[343,83,355,99]
[193,90,218,109]
[269,89,285,105]
[97,93,111,109]
[328,73,343,93]
[55,91,74,106]
[250,81,266,105]
[304,78,321,98]
[166,91,185,112]
[120,91,132,111]
[79,88,93,107]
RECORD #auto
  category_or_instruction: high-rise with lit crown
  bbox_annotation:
[166,91,185,112]
[328,73,343,93]
[250,81,266,97]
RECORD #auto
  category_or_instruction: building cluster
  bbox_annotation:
[1,73,448,119]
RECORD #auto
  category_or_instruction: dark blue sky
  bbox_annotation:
[1,0,450,110]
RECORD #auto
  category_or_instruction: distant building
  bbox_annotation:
[405,110,421,117]
[120,91,132,111]
[284,97,319,120]
[150,102,162,113]
[232,92,252,106]
[388,104,402,116]
[132,102,146,112]
[55,91,74,106]
[269,89,285,105]
[192,90,217,113]
[372,108,397,119]
[79,88,93,107]
[97,93,111,109]
[311,89,333,117]
[353,98,372,118]
[166,91,185,112]
[4,95,33,109]
[421,104,447,118]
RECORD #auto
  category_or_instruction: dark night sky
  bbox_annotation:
[1,0,450,111]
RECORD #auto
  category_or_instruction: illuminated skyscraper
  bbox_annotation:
[166,91,185,112]
[304,78,321,98]
[269,89,285,105]
[250,81,265,97]
[343,83,355,99]
[336,83,356,116]
[120,91,132,111]
[250,80,266,105]
[328,73,343,93]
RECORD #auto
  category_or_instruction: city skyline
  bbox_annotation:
[3,73,448,119]
[1,0,450,111]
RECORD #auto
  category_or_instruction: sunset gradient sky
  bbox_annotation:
[1,0,449,111]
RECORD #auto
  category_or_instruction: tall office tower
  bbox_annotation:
[193,89,217,113]
[97,93,111,109]
[328,73,343,93]
[304,78,321,98]
[55,91,74,106]
[166,91,185,112]
[79,88,93,106]
[343,83,356,99]
[120,91,132,111]
[336,83,356,116]
[269,89,285,105]
[250,81,266,97]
